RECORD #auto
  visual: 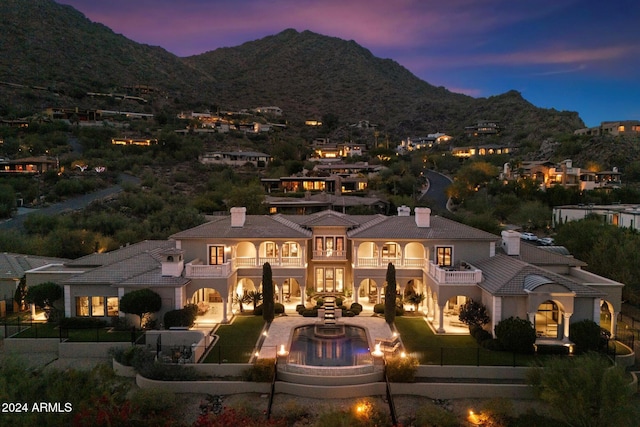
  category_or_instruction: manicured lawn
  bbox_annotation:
[395,317,540,366]
[203,315,266,363]
[12,322,142,342]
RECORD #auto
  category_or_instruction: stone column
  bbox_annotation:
[437,304,446,333]
[611,312,618,338]
[563,313,572,342]
[300,285,306,306]
[221,296,228,323]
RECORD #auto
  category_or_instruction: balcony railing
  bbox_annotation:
[313,250,346,260]
[236,257,304,268]
[427,261,482,284]
[186,261,233,278]
[355,258,426,268]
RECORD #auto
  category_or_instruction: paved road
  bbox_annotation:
[0,173,140,231]
[419,169,452,212]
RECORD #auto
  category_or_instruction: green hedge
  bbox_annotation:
[163,305,197,329]
[59,317,107,329]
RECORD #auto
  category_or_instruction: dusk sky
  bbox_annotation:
[57,0,639,128]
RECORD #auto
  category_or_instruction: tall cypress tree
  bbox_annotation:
[262,262,274,323]
[385,262,397,325]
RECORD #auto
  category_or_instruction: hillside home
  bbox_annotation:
[574,120,640,136]
[397,134,453,153]
[111,138,158,146]
[27,208,623,343]
[0,156,58,174]
[553,203,640,231]
[511,160,621,191]
[451,144,513,158]
[465,120,502,137]
[199,151,269,168]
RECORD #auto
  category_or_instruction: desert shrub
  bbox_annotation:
[242,358,275,382]
[274,303,285,314]
[569,319,604,354]
[110,345,156,370]
[385,355,418,382]
[314,398,387,427]
[139,362,199,381]
[129,388,178,417]
[373,303,385,314]
[415,403,459,427]
[495,317,536,354]
[59,317,107,329]
[272,400,309,425]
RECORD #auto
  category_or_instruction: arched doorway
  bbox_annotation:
[358,278,378,303]
[403,279,424,312]
[190,288,223,324]
[535,300,560,338]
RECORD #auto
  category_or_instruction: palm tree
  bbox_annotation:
[246,290,263,311]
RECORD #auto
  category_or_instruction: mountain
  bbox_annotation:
[0,0,214,113]
[0,0,583,141]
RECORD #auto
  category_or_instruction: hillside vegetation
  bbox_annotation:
[0,0,582,142]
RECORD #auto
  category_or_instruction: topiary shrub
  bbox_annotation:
[350,302,363,314]
[343,310,355,317]
[373,303,385,314]
[569,319,604,354]
[315,297,324,307]
[253,304,263,316]
[385,355,419,382]
[395,306,405,316]
[494,317,536,354]
[335,297,344,306]
[295,304,306,314]
[163,306,197,329]
[274,303,285,314]
[302,308,318,317]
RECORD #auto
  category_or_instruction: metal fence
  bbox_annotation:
[1,321,139,343]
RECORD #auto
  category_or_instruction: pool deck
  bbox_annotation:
[259,315,394,359]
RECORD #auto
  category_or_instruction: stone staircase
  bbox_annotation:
[323,297,336,325]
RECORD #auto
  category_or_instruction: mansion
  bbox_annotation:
[26,207,623,341]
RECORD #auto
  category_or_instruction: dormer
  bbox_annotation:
[160,248,184,277]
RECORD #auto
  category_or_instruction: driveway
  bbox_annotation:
[419,169,452,212]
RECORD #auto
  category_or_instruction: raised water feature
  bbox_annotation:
[286,324,372,367]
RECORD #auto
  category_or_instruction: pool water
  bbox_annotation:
[287,324,372,367]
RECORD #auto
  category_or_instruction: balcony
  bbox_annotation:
[185,261,233,278]
[427,261,482,284]
[236,257,304,268]
[313,250,347,261]
[355,258,426,268]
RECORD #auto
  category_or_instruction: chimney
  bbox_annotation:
[230,207,246,227]
[501,230,521,256]
[414,207,431,227]
[397,205,411,216]
[161,249,184,277]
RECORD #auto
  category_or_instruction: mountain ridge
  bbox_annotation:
[0,1,584,141]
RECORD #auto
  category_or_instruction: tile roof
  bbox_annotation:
[61,240,189,287]
[474,254,603,297]
[170,215,312,239]
[348,215,499,240]
[505,241,587,267]
[0,253,69,279]
[66,240,174,267]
